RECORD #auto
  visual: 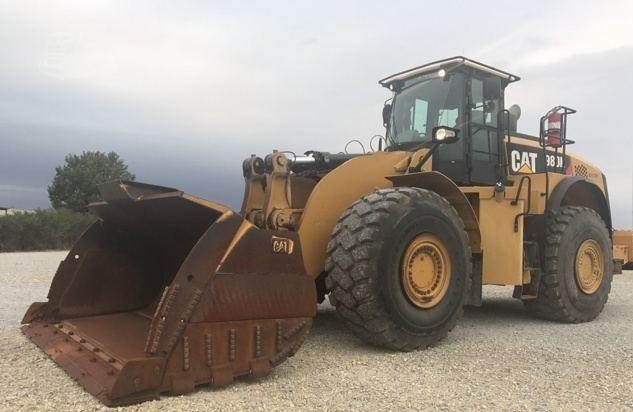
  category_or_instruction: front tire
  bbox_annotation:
[525,206,612,322]
[325,187,471,351]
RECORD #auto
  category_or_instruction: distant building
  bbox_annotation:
[0,207,36,216]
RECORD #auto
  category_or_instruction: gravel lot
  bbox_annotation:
[1,251,632,411]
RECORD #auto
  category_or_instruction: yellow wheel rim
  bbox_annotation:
[401,234,451,309]
[575,239,604,295]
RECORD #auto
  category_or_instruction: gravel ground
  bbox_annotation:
[1,251,632,411]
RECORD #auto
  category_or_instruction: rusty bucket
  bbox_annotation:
[21,181,315,406]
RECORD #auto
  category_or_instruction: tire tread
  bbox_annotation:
[326,187,471,351]
[525,206,612,323]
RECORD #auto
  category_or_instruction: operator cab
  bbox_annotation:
[380,56,520,186]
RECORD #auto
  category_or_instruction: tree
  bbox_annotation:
[0,209,96,251]
[48,151,135,212]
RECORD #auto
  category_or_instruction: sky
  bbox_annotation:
[1,0,632,227]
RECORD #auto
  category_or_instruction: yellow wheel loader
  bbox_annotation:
[22,57,615,405]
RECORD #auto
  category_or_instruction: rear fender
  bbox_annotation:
[548,177,612,232]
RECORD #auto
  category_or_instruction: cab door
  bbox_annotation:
[468,76,503,186]
[432,72,469,185]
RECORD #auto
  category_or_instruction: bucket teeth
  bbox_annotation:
[182,336,190,371]
[162,318,313,394]
[24,316,312,406]
[205,333,213,367]
[270,319,312,365]
[228,329,236,361]
[145,287,169,354]
[254,325,262,358]
[276,320,283,352]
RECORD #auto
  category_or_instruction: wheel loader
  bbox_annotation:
[22,56,615,406]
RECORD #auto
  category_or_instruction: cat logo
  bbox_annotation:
[510,150,538,174]
[272,236,294,254]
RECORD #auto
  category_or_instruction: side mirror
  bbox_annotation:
[382,104,392,127]
[412,127,460,172]
[432,126,459,144]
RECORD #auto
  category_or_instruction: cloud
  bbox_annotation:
[0,0,631,226]
[474,0,633,70]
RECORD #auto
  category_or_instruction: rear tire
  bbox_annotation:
[525,206,612,322]
[325,187,471,351]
